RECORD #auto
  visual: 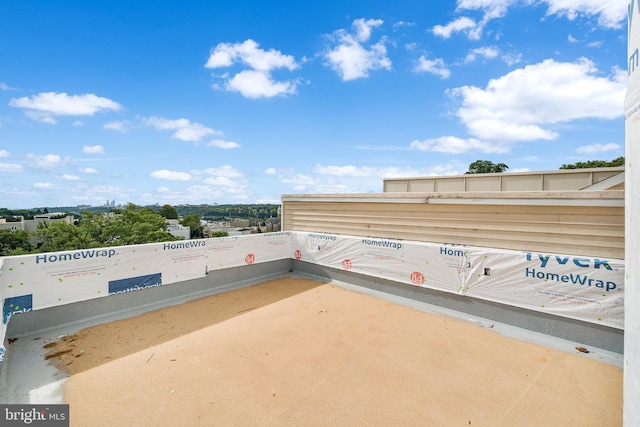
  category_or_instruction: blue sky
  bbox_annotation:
[0,0,628,208]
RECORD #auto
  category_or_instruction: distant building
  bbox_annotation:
[265,217,281,232]
[24,213,75,232]
[166,219,190,240]
[230,219,250,228]
[0,216,24,231]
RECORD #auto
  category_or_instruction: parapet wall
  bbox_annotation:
[0,231,624,363]
[383,167,625,192]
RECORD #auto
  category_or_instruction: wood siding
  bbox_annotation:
[282,192,624,259]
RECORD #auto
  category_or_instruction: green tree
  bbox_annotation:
[100,204,177,245]
[157,204,179,219]
[34,221,99,252]
[210,231,229,238]
[465,160,509,174]
[560,156,625,169]
[180,214,204,239]
[0,229,33,256]
[77,210,110,243]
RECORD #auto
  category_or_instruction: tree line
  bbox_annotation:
[465,157,625,174]
[0,204,203,256]
[0,203,280,256]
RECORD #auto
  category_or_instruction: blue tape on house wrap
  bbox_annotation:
[3,294,33,324]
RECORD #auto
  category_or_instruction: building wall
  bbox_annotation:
[281,191,624,259]
[625,0,640,421]
[24,215,75,232]
[383,168,624,193]
[0,218,24,231]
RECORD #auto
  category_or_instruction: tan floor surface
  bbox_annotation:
[45,277,622,426]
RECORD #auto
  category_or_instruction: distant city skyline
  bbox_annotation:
[0,1,627,208]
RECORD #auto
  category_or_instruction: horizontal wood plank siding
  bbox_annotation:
[282,193,624,259]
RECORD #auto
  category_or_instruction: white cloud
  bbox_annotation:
[82,145,106,155]
[456,0,517,20]
[25,110,58,124]
[432,17,478,39]
[278,164,460,195]
[541,0,627,29]
[143,116,221,142]
[206,39,298,72]
[464,46,520,65]
[465,46,500,63]
[576,143,621,155]
[205,39,300,98]
[61,174,80,181]
[144,181,251,204]
[264,167,276,175]
[281,174,319,186]
[150,170,192,181]
[0,82,16,91]
[0,150,9,157]
[314,165,375,177]
[202,176,243,187]
[435,0,626,42]
[393,21,415,29]
[207,139,241,149]
[201,165,243,178]
[9,92,122,124]
[72,120,84,126]
[568,34,579,43]
[324,18,392,81]
[501,52,522,66]
[314,164,438,179]
[414,56,451,79]
[34,182,53,189]
[203,177,247,193]
[224,70,299,98]
[144,165,250,203]
[0,163,22,172]
[410,136,510,154]
[449,58,626,143]
[26,153,67,169]
[80,167,99,174]
[104,120,131,132]
[352,18,384,42]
